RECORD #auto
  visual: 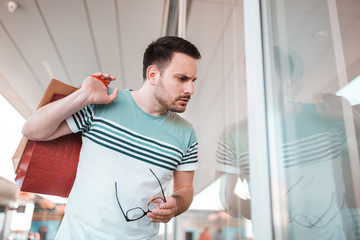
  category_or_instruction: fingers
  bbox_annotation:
[147,208,174,223]
[147,196,176,223]
[91,72,116,80]
[91,72,102,77]
[90,73,116,88]
[90,75,109,87]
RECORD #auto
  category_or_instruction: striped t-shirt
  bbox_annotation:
[55,89,198,240]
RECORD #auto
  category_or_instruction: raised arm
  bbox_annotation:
[147,170,195,223]
[22,73,118,141]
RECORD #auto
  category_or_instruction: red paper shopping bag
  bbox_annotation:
[13,79,82,197]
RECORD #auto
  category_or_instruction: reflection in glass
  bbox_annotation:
[290,192,345,229]
[216,119,251,220]
[264,0,360,234]
[215,41,360,239]
[273,44,360,239]
[336,75,360,106]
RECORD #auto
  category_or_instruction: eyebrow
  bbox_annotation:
[175,74,197,81]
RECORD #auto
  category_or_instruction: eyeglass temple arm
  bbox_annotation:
[149,168,167,202]
[115,182,130,219]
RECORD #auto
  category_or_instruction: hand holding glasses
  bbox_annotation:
[115,169,167,222]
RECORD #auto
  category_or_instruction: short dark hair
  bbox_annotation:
[142,36,201,80]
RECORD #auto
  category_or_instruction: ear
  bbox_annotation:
[146,65,160,86]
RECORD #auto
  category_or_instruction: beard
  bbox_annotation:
[153,77,190,113]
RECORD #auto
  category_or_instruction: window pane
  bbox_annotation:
[176,0,253,239]
[262,0,360,239]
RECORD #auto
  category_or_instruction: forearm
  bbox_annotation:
[22,73,118,141]
[22,89,90,141]
[219,173,251,219]
[171,185,194,216]
[224,192,251,219]
[147,171,194,222]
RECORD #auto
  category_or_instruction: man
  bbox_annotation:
[22,36,201,239]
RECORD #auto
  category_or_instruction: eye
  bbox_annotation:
[178,76,188,81]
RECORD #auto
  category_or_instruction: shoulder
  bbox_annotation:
[99,88,129,106]
[167,112,194,132]
[167,112,194,130]
[218,118,249,152]
[221,118,249,140]
[92,88,129,114]
[165,112,197,147]
[108,87,128,99]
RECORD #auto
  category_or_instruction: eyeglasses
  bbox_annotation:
[115,168,167,222]
[290,192,345,228]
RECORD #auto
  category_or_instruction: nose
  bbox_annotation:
[184,80,194,95]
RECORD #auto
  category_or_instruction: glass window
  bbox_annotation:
[261,0,360,239]
[177,0,253,239]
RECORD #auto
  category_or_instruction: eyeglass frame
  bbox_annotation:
[289,192,345,228]
[115,168,167,222]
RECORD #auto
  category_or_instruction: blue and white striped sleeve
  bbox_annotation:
[177,129,199,171]
[66,105,95,133]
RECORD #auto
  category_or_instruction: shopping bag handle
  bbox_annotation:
[90,75,109,87]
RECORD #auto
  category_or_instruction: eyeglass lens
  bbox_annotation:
[115,168,166,221]
[126,197,165,220]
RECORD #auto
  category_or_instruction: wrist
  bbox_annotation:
[75,87,94,107]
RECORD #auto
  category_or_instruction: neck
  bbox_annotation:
[130,86,167,116]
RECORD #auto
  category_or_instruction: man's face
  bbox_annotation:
[153,52,198,113]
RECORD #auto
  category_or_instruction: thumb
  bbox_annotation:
[107,88,119,103]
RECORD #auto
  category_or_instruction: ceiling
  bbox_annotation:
[0,0,168,118]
